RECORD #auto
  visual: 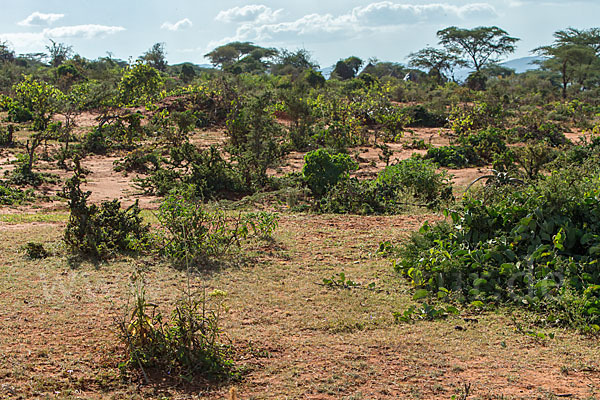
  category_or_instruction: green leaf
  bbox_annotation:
[413,289,429,301]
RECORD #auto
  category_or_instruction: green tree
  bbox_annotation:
[535,43,598,98]
[12,75,64,174]
[271,49,319,77]
[118,62,164,105]
[141,42,167,72]
[408,47,464,83]
[205,42,277,72]
[0,40,15,63]
[437,26,519,72]
[179,63,196,84]
[46,39,73,67]
[331,56,364,80]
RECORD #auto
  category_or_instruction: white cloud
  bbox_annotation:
[216,5,282,24]
[161,18,193,31]
[18,11,65,27]
[45,24,125,39]
[213,2,498,46]
[0,24,125,52]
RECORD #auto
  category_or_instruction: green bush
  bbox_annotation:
[425,145,478,168]
[157,185,277,266]
[376,157,453,204]
[62,160,150,259]
[302,148,358,197]
[395,162,600,331]
[0,182,33,205]
[402,104,447,128]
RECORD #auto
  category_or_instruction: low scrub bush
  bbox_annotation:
[302,148,358,197]
[401,104,447,128]
[320,157,453,214]
[157,185,278,266]
[395,162,600,331]
[119,274,234,382]
[0,182,33,205]
[61,159,150,259]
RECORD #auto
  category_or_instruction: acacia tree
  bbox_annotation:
[437,26,519,72]
[535,28,600,98]
[408,47,464,83]
[13,75,64,175]
[0,41,15,63]
[205,42,277,73]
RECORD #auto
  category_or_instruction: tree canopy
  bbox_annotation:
[437,26,519,72]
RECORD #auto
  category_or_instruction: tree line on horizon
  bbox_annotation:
[1,25,600,98]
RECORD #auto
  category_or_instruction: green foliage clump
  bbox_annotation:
[425,145,477,168]
[135,144,245,198]
[0,181,33,205]
[401,104,447,128]
[320,157,453,214]
[395,163,600,331]
[118,62,164,106]
[376,157,453,204]
[157,185,278,266]
[61,160,150,259]
[22,242,49,259]
[302,148,358,197]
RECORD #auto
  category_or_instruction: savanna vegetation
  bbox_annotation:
[2,25,600,399]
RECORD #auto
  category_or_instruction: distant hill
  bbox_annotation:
[500,56,542,73]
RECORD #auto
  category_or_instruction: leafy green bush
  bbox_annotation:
[376,157,453,205]
[401,104,447,128]
[0,125,15,146]
[0,182,33,205]
[135,144,246,199]
[157,185,277,266]
[395,162,600,331]
[302,148,358,197]
[425,145,478,168]
[61,160,150,259]
[320,158,452,214]
[457,127,507,164]
[22,242,49,259]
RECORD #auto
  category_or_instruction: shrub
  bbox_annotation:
[425,145,478,168]
[119,274,233,382]
[395,162,600,331]
[402,104,447,128]
[0,182,33,205]
[22,242,49,259]
[302,148,358,197]
[376,157,453,205]
[134,144,246,199]
[61,159,150,259]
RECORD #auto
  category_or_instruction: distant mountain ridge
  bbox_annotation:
[500,56,542,73]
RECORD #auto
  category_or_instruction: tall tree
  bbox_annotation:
[408,47,464,83]
[535,28,600,98]
[141,42,167,72]
[46,39,73,67]
[271,49,319,77]
[0,40,15,63]
[437,26,519,72]
[205,42,277,73]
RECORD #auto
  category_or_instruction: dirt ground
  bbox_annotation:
[1,116,599,399]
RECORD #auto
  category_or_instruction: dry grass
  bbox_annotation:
[1,210,600,400]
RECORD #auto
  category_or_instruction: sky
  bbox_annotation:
[1,0,599,68]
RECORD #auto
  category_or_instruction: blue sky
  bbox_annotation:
[1,0,599,67]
